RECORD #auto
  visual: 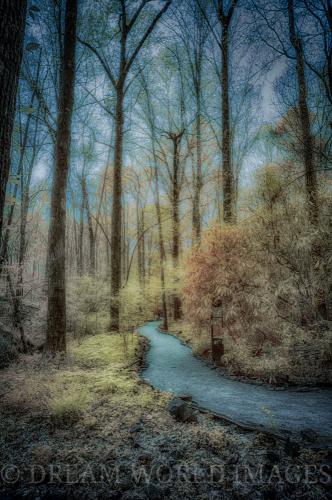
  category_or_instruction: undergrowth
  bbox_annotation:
[2,331,159,429]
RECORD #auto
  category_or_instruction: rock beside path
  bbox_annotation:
[168,398,197,423]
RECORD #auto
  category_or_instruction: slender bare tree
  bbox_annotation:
[197,0,238,223]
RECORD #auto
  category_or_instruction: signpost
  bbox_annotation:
[210,299,224,363]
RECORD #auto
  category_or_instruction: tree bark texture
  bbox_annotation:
[0,0,27,244]
[168,131,184,320]
[46,0,78,353]
[220,20,235,224]
[110,82,124,331]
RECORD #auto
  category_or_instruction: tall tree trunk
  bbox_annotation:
[137,201,142,282]
[105,220,110,275]
[110,82,124,331]
[221,20,235,224]
[79,2,171,332]
[121,203,127,282]
[136,205,145,286]
[45,0,78,353]
[78,195,84,275]
[192,88,202,243]
[140,208,145,286]
[0,0,27,243]
[288,0,318,223]
[81,176,95,275]
[154,168,168,331]
[169,131,184,320]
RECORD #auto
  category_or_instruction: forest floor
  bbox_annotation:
[0,331,331,499]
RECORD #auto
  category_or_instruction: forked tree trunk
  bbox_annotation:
[0,0,27,244]
[45,0,78,353]
[79,2,171,333]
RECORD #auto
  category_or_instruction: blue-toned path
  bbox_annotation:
[139,322,332,441]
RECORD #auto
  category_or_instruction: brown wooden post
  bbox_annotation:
[211,299,224,363]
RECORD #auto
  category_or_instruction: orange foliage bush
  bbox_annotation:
[184,226,278,349]
[183,164,332,385]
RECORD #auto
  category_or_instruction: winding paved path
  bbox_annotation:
[139,322,332,441]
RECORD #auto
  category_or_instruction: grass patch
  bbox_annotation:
[47,331,156,427]
[69,332,136,368]
[3,331,156,430]
[49,389,91,427]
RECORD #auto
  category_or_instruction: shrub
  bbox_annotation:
[183,163,332,384]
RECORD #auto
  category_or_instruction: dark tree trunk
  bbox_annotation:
[168,131,184,320]
[288,0,318,223]
[121,203,127,282]
[81,175,95,275]
[110,82,124,331]
[137,202,142,282]
[0,0,27,244]
[220,20,235,224]
[45,0,78,353]
[6,272,28,353]
[105,225,110,274]
[216,0,238,224]
[140,209,145,285]
[154,168,168,331]
[78,196,84,275]
[136,205,145,286]
[192,90,202,243]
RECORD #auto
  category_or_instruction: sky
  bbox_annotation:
[29,0,294,190]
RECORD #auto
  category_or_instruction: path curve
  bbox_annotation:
[139,322,332,441]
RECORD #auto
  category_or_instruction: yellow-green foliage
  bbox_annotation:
[119,259,182,329]
[49,389,90,426]
[69,332,136,368]
[67,276,109,337]
[48,331,155,428]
